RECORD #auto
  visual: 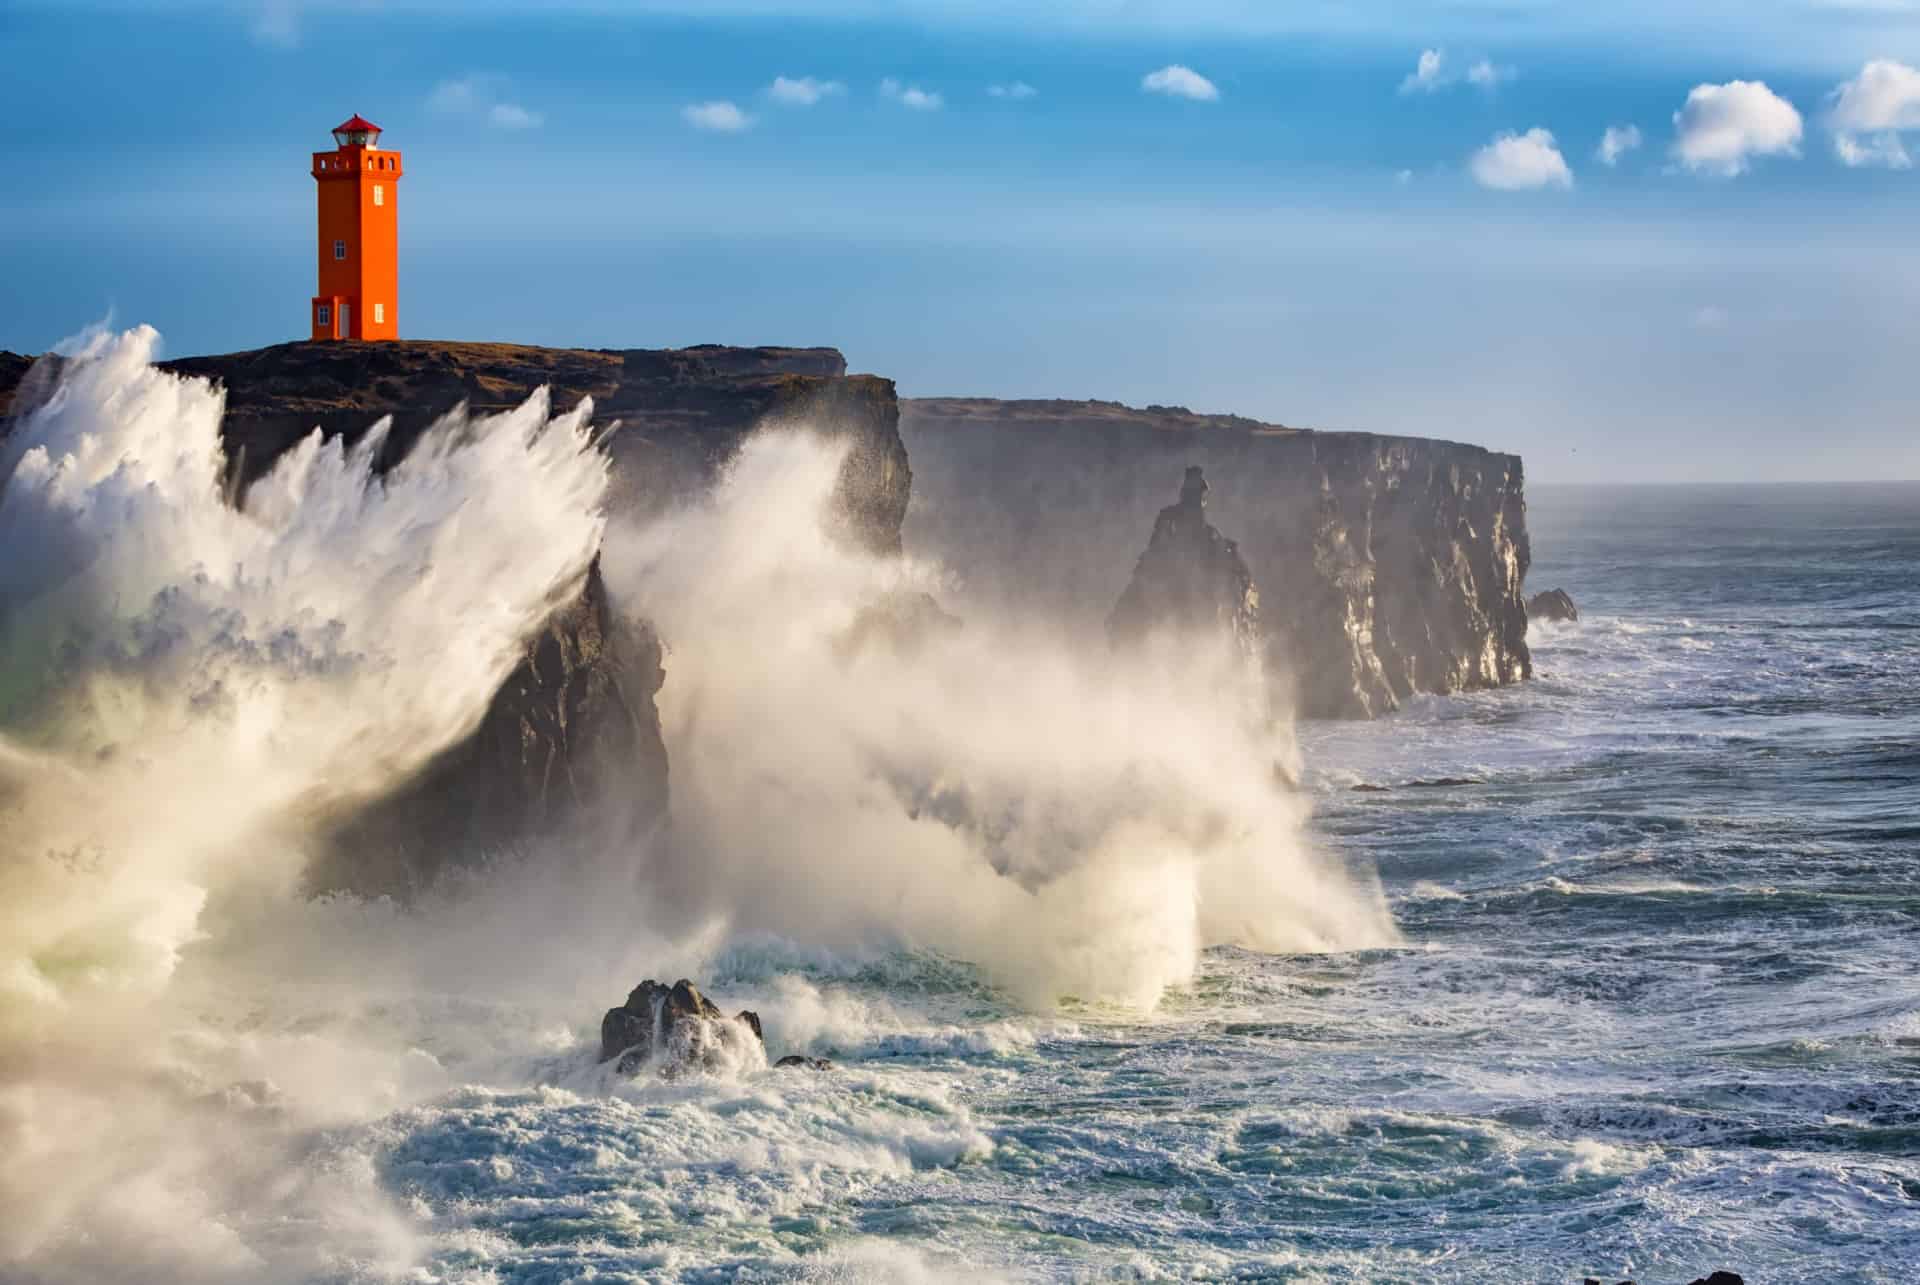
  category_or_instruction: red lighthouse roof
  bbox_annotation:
[331,114,383,147]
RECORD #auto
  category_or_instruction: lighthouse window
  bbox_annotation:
[373,184,384,206]
[317,304,330,327]
[333,240,347,261]
[373,303,385,324]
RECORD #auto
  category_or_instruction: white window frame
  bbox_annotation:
[333,240,347,261]
[317,304,331,328]
[373,184,384,206]
[372,302,384,325]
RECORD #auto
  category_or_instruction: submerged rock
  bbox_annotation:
[1108,466,1262,659]
[599,978,765,1076]
[1527,587,1580,623]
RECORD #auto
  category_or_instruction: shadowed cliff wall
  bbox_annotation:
[901,399,1531,719]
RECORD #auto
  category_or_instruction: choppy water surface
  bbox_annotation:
[349,483,1917,1283]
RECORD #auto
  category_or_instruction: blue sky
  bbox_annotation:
[5,1,1920,481]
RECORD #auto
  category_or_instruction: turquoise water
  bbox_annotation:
[340,483,1919,1283]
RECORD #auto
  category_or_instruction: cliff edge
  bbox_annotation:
[901,398,1530,719]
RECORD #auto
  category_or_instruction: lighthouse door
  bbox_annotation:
[338,303,352,339]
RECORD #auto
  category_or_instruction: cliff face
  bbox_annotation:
[901,399,1530,719]
[1,341,909,890]
[315,559,669,897]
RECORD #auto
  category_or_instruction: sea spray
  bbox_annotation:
[605,429,1398,1010]
[0,327,611,1277]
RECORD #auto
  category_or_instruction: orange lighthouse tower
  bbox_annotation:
[310,114,402,341]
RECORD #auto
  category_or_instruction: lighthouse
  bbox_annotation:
[310,114,402,341]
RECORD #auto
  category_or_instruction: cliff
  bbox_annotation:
[901,398,1531,719]
[1,340,908,892]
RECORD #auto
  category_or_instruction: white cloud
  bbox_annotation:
[1467,59,1512,90]
[1596,124,1643,166]
[1142,64,1220,102]
[1470,128,1574,191]
[988,81,1039,100]
[683,100,754,132]
[430,76,544,130]
[488,103,542,129]
[1828,60,1920,168]
[1671,80,1803,176]
[768,75,846,106]
[880,78,944,110]
[1402,49,1509,95]
[1400,48,1447,94]
[1828,58,1920,130]
[1835,130,1913,167]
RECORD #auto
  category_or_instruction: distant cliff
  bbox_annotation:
[1,340,908,893]
[901,398,1531,719]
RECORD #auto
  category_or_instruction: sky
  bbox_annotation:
[4,0,1920,481]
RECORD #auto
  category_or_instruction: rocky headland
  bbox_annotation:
[2,341,1543,891]
[1,340,908,894]
[901,398,1531,719]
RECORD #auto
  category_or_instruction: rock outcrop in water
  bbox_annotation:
[1108,466,1261,659]
[600,978,765,1075]
[900,398,1531,719]
[1527,587,1579,623]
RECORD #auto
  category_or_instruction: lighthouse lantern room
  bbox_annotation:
[311,114,401,341]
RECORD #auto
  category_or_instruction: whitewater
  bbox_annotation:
[2,332,1915,1283]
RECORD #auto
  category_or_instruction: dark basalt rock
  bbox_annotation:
[1527,587,1580,623]
[1108,466,1262,660]
[600,978,766,1076]
[900,398,1531,719]
[2,342,908,896]
[311,555,668,898]
[1686,1275,1744,1285]
[775,1054,835,1071]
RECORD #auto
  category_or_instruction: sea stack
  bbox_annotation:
[1108,465,1262,660]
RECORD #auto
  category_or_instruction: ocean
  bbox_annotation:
[327,483,1920,1283]
[4,343,1916,1284]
